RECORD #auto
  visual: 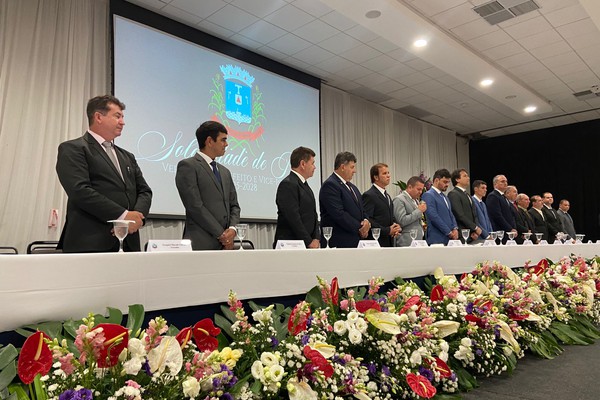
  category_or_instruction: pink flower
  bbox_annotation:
[59,353,75,375]
[340,300,349,311]
[126,380,141,389]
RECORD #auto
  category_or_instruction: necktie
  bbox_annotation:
[440,192,449,209]
[346,183,359,203]
[304,181,314,198]
[384,190,391,205]
[102,141,123,179]
[210,160,222,185]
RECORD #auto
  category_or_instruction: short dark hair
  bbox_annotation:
[432,168,451,181]
[290,146,315,168]
[406,176,425,187]
[531,195,542,203]
[559,199,569,205]
[86,95,125,125]
[472,179,487,189]
[196,121,227,149]
[450,168,467,186]
[334,151,357,170]
[369,163,388,183]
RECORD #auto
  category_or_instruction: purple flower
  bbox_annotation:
[221,394,234,400]
[59,388,93,400]
[142,360,152,376]
[450,372,457,382]
[466,302,474,314]
[270,336,279,349]
[382,365,391,376]
[301,335,310,346]
[418,366,434,382]
[476,349,483,356]
[306,315,314,328]
[366,362,377,375]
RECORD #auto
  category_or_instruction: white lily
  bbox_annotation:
[496,320,520,354]
[147,336,183,376]
[308,342,336,359]
[365,310,401,335]
[431,320,460,338]
[287,378,318,400]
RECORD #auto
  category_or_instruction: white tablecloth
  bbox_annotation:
[1,243,598,333]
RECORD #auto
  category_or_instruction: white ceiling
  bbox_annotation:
[124,0,600,138]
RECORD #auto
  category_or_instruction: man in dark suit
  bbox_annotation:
[176,121,240,250]
[505,186,526,242]
[516,193,537,244]
[529,195,549,241]
[472,180,492,241]
[557,199,576,239]
[273,147,319,248]
[485,174,516,242]
[319,151,370,248]
[422,168,458,245]
[362,163,401,247]
[56,95,152,252]
[448,169,481,244]
[542,192,563,243]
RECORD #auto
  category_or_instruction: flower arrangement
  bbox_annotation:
[2,255,600,400]
[393,171,432,195]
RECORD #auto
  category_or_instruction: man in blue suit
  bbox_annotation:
[485,174,517,242]
[472,179,492,240]
[319,152,370,248]
[422,169,458,245]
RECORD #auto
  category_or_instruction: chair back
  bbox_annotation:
[0,246,18,254]
[27,241,61,254]
[233,240,255,250]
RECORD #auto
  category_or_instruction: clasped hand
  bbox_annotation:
[219,228,237,250]
[359,219,370,238]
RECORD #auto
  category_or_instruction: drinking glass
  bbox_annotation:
[235,224,249,250]
[576,234,585,243]
[490,231,498,243]
[535,232,543,242]
[555,232,563,243]
[409,229,417,242]
[497,230,505,243]
[523,232,531,240]
[461,229,470,245]
[322,226,333,248]
[108,220,133,253]
[371,228,381,241]
[507,231,516,240]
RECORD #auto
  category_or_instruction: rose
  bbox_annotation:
[182,376,200,398]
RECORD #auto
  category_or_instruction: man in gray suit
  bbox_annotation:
[557,199,576,239]
[176,121,240,250]
[393,176,427,247]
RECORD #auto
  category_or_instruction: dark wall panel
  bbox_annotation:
[469,119,600,241]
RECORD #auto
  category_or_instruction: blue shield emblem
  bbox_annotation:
[221,65,254,124]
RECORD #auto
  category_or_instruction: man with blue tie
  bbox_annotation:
[422,169,458,245]
[472,180,492,240]
[319,151,370,248]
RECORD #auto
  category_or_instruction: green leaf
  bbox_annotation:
[305,285,326,309]
[18,322,63,341]
[0,345,18,370]
[166,325,179,336]
[94,307,123,325]
[62,320,79,340]
[7,384,30,400]
[214,314,234,340]
[451,363,478,391]
[0,360,16,392]
[433,394,463,400]
[216,332,230,350]
[32,375,47,400]
[249,380,262,394]
[125,304,144,337]
[219,305,238,324]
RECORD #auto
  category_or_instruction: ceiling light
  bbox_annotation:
[413,39,428,48]
[505,95,517,99]
[480,79,494,87]
[365,10,381,19]
[524,105,537,113]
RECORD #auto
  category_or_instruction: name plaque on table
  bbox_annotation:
[275,240,306,250]
[506,240,517,246]
[483,240,496,247]
[357,240,380,248]
[539,240,549,245]
[447,240,463,247]
[410,240,428,247]
[147,239,192,252]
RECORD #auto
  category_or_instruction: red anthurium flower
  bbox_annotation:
[94,323,129,368]
[18,331,52,385]
[193,319,221,352]
[465,314,483,326]
[330,277,339,306]
[176,327,192,349]
[427,357,452,378]
[474,299,493,313]
[399,295,422,314]
[529,259,549,275]
[596,281,600,292]
[406,373,437,399]
[460,273,468,282]
[430,285,444,302]
[355,299,381,313]
[288,302,311,336]
[303,346,334,378]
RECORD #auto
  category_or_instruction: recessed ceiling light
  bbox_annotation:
[524,105,537,113]
[480,79,494,87]
[505,95,517,99]
[365,10,381,19]
[413,39,428,48]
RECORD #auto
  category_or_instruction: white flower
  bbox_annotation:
[460,337,472,347]
[260,352,278,367]
[353,317,367,334]
[409,350,422,365]
[252,307,273,325]
[309,342,336,359]
[251,360,264,380]
[287,377,318,400]
[354,392,371,400]
[446,303,458,314]
[348,328,363,344]
[147,336,183,376]
[182,376,200,398]
[440,341,449,353]
[268,364,285,382]
[347,311,360,323]
[439,351,448,362]
[123,357,143,375]
[431,320,460,338]
[128,338,146,358]
[333,320,347,336]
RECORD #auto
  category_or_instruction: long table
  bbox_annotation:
[1,243,599,333]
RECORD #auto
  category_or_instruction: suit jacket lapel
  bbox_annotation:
[196,153,224,195]
[85,132,125,186]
